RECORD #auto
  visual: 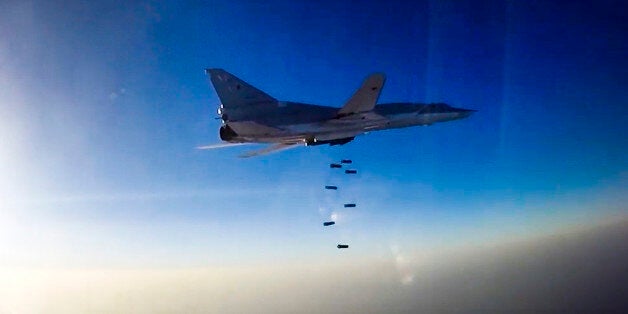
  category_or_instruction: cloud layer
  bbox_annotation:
[2,218,626,313]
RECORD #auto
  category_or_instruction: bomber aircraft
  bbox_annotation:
[200,69,475,157]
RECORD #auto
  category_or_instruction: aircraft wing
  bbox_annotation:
[337,73,385,117]
[239,142,303,158]
[196,142,250,150]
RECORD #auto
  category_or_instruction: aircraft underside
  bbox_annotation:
[222,111,467,145]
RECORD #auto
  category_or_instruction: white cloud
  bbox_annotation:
[390,244,416,286]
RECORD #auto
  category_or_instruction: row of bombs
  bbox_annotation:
[323,159,357,249]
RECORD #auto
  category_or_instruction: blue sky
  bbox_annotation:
[0,0,626,269]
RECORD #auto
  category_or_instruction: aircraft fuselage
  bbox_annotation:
[220,102,475,145]
[205,68,475,157]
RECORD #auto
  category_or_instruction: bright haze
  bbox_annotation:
[0,0,626,313]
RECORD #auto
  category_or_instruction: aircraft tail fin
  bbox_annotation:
[337,73,385,117]
[206,69,277,120]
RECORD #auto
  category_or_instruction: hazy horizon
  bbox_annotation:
[2,217,626,313]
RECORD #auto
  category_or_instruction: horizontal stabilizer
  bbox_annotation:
[338,73,385,116]
[239,142,303,158]
[196,142,250,150]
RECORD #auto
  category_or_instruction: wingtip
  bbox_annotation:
[237,151,255,158]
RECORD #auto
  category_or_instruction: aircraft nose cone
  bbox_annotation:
[458,109,477,118]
